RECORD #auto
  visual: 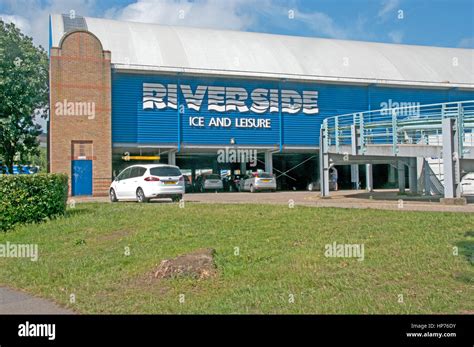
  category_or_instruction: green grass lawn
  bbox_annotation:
[0,202,473,314]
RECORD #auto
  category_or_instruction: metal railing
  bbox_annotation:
[322,100,474,157]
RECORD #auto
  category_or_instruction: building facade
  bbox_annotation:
[49,14,474,196]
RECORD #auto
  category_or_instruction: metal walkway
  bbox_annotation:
[319,100,474,201]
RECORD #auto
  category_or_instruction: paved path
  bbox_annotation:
[70,190,474,213]
[185,190,474,213]
[0,287,74,314]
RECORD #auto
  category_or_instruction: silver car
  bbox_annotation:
[461,172,474,196]
[196,174,224,192]
[307,179,337,191]
[240,172,276,192]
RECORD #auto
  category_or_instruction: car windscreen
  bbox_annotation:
[258,173,273,178]
[206,174,221,180]
[150,167,182,177]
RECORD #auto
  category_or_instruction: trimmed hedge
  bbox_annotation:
[0,173,68,231]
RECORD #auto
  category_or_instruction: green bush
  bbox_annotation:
[0,173,68,231]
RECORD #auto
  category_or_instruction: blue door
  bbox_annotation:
[72,160,93,196]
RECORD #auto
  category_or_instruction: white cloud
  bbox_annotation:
[106,0,256,31]
[107,0,349,39]
[388,30,403,43]
[378,0,400,19]
[293,9,348,39]
[0,0,97,49]
[0,14,31,33]
[0,0,351,51]
[0,0,353,53]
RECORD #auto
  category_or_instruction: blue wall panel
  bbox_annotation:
[112,72,474,148]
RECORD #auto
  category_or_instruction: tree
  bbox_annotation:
[0,20,48,173]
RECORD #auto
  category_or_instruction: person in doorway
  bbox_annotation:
[330,166,338,191]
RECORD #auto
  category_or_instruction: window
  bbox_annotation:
[206,174,221,180]
[130,166,146,178]
[150,166,182,177]
[117,168,131,181]
[79,144,86,157]
[137,167,147,177]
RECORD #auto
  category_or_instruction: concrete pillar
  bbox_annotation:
[350,124,359,190]
[398,160,406,193]
[424,160,432,195]
[240,162,246,176]
[366,164,373,192]
[388,165,396,183]
[320,128,330,197]
[212,160,219,174]
[264,151,273,173]
[351,165,359,190]
[168,151,176,166]
[442,118,456,198]
[416,157,426,194]
[408,157,417,194]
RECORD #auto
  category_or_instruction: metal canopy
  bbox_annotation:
[50,14,474,89]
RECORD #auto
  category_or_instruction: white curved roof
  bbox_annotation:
[50,14,474,88]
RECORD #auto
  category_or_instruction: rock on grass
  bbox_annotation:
[153,248,217,280]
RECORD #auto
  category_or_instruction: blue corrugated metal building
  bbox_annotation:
[49,14,474,190]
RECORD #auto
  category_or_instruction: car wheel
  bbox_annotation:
[250,185,256,193]
[109,188,118,202]
[136,188,149,203]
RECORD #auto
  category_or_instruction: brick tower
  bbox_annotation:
[49,30,111,196]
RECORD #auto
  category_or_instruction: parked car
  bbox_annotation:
[307,179,337,191]
[183,175,193,193]
[194,174,224,192]
[460,173,474,195]
[109,164,184,203]
[239,172,276,192]
[223,174,245,192]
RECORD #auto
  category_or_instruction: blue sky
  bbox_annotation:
[0,0,473,50]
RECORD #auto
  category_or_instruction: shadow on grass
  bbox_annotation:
[65,207,94,217]
[454,235,474,284]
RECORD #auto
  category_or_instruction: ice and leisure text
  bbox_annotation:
[143,82,319,129]
[189,116,271,128]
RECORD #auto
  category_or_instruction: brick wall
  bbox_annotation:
[49,30,111,196]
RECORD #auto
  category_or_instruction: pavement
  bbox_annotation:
[70,189,474,213]
[185,190,474,212]
[0,287,74,314]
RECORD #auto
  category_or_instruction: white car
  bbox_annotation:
[110,164,185,203]
[239,172,276,192]
[460,173,474,195]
